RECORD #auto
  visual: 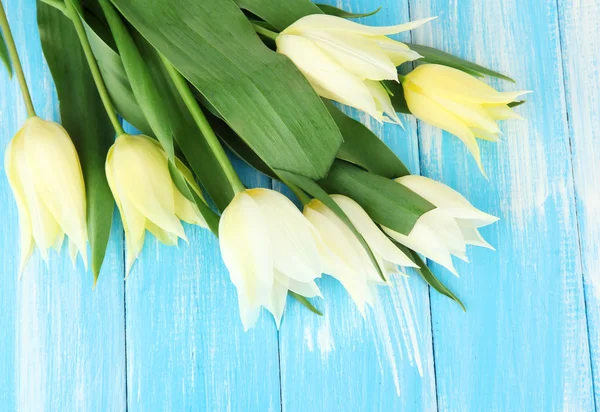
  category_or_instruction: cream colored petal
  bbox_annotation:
[396,175,499,226]
[285,14,435,36]
[276,34,380,120]
[331,195,417,268]
[22,118,88,255]
[404,83,485,175]
[456,219,495,250]
[173,186,207,228]
[472,128,502,142]
[146,221,179,246]
[484,104,524,120]
[5,131,35,273]
[407,64,530,104]
[384,217,459,276]
[428,94,500,134]
[302,30,398,80]
[219,191,274,308]
[250,189,322,283]
[52,232,64,252]
[68,238,78,266]
[373,36,422,66]
[237,291,262,331]
[276,272,322,298]
[111,134,185,239]
[364,80,403,126]
[266,276,289,328]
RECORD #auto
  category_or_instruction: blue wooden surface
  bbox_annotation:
[0,0,598,411]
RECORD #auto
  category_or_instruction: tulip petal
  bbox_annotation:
[250,189,322,283]
[5,131,35,274]
[331,195,417,268]
[484,104,524,121]
[111,135,186,240]
[404,83,485,174]
[146,221,179,246]
[22,118,88,256]
[276,34,380,119]
[407,64,530,104]
[266,276,289,328]
[364,80,403,126]
[384,218,459,276]
[302,30,398,80]
[396,175,499,226]
[173,186,207,228]
[428,94,501,134]
[219,191,274,308]
[373,36,422,66]
[285,14,436,37]
[237,292,261,332]
[456,219,496,250]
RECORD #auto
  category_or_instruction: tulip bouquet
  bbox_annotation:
[0,0,528,329]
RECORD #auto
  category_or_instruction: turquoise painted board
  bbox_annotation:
[409,0,594,410]
[557,0,600,407]
[0,0,599,411]
[0,1,126,411]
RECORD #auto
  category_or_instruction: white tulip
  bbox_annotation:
[304,195,417,314]
[219,188,322,330]
[105,134,207,274]
[276,14,434,125]
[5,116,88,272]
[384,175,498,275]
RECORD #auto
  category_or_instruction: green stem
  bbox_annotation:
[63,0,125,136]
[252,23,279,41]
[159,55,245,194]
[0,1,35,117]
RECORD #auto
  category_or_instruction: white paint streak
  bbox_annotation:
[316,319,335,356]
[304,325,314,352]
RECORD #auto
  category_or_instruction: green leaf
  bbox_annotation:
[508,100,526,108]
[399,245,466,311]
[324,100,410,178]
[318,161,435,235]
[290,292,322,316]
[383,79,411,114]
[97,0,174,160]
[0,30,12,77]
[277,169,387,281]
[111,0,343,180]
[80,5,236,211]
[235,0,322,31]
[38,1,114,284]
[317,4,381,19]
[407,44,515,82]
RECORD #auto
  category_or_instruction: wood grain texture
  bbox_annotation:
[0,2,126,411]
[276,2,437,411]
[409,0,594,410]
[557,0,600,407]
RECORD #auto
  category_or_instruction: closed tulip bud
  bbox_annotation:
[5,117,88,273]
[276,14,434,125]
[219,188,322,330]
[402,64,530,174]
[384,175,498,275]
[304,195,417,315]
[105,134,207,274]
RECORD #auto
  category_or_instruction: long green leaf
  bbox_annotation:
[317,4,381,19]
[38,1,114,284]
[235,0,322,31]
[290,292,323,316]
[111,0,343,181]
[80,4,235,211]
[325,101,410,178]
[383,80,411,114]
[277,170,387,281]
[318,161,435,235]
[398,244,466,311]
[0,29,12,76]
[407,44,515,82]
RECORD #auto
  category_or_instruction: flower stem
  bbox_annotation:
[159,55,245,194]
[0,1,35,117]
[63,0,125,136]
[251,23,279,41]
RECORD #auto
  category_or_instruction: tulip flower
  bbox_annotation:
[276,14,434,125]
[105,134,207,274]
[384,175,498,275]
[304,195,417,314]
[402,64,529,173]
[219,188,323,330]
[5,117,88,272]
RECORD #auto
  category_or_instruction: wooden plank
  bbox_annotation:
[123,121,282,411]
[557,0,600,407]
[0,1,126,410]
[276,2,438,411]
[408,0,594,410]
